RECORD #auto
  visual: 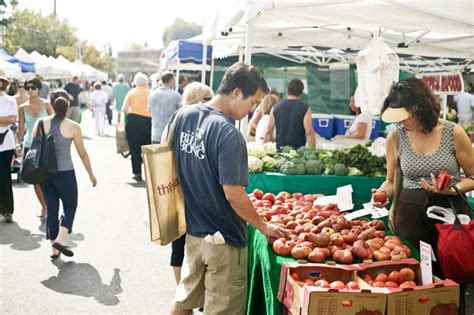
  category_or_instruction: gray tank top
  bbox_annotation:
[50,118,74,171]
[399,121,460,189]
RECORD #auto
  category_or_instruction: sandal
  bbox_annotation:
[52,242,74,257]
[50,253,61,260]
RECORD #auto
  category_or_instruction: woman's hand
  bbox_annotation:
[371,188,389,208]
[420,173,454,195]
[89,174,97,187]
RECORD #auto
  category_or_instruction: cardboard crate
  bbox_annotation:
[277,262,386,315]
[355,259,460,315]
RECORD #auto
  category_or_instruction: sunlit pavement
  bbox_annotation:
[1,110,176,314]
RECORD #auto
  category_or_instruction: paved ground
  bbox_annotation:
[1,111,176,314]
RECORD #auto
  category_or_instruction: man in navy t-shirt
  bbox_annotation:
[265,78,316,151]
[170,63,286,315]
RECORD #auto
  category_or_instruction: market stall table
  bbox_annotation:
[246,172,386,210]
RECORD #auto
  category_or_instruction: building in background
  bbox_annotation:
[117,45,162,83]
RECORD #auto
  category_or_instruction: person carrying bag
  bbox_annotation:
[21,119,57,184]
[142,107,185,246]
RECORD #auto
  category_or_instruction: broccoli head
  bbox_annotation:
[334,163,349,176]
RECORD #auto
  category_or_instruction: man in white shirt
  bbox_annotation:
[453,89,474,124]
[0,71,18,223]
[90,82,109,136]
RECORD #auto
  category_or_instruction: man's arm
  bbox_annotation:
[223,184,286,239]
[0,115,16,126]
[303,107,315,148]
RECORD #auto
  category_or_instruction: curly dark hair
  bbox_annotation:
[382,77,440,133]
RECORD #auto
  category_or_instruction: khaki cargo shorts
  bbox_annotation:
[174,234,248,314]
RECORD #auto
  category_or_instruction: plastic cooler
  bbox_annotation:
[370,117,381,139]
[311,114,334,139]
[334,114,355,135]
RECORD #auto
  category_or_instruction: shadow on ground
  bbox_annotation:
[0,221,43,251]
[41,261,122,306]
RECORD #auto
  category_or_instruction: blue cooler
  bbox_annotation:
[312,114,334,139]
[334,115,355,135]
[370,117,381,139]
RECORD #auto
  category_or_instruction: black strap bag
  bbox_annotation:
[21,120,57,184]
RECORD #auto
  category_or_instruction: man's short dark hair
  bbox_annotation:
[287,78,304,97]
[161,72,174,84]
[216,62,269,99]
[72,76,78,81]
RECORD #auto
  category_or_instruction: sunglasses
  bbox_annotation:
[203,97,212,102]
[26,86,38,91]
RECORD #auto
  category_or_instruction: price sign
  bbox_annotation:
[337,185,354,211]
[420,241,435,285]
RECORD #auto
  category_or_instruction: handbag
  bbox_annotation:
[141,108,186,245]
[388,128,402,233]
[0,129,9,145]
[115,122,129,154]
[435,187,474,284]
[21,120,57,184]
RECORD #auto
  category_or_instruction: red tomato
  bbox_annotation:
[341,300,354,307]
[314,279,330,288]
[430,303,458,315]
[292,192,303,200]
[262,193,275,204]
[388,271,403,284]
[372,281,387,287]
[346,281,360,290]
[385,281,399,288]
[418,295,429,303]
[290,271,299,281]
[330,280,346,289]
[400,268,415,282]
[400,280,417,289]
[253,189,264,199]
[374,273,388,283]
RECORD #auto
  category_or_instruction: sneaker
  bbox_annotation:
[133,174,143,181]
[4,213,13,223]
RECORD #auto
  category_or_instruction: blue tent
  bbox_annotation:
[0,49,35,73]
[165,40,213,64]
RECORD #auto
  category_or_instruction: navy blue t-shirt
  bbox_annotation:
[173,105,248,248]
[64,82,81,107]
[273,99,309,150]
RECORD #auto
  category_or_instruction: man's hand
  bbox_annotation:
[260,223,287,239]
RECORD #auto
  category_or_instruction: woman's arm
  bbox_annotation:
[345,122,368,140]
[453,124,474,193]
[72,123,97,187]
[247,107,261,138]
[373,132,396,201]
[264,108,275,143]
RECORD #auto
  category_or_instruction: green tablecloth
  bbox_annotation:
[246,172,386,210]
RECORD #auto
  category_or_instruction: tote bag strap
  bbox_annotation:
[447,186,473,230]
[164,107,186,148]
[38,119,46,137]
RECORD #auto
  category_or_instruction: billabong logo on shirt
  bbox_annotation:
[180,129,206,159]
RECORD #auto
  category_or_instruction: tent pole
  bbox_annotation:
[176,61,180,91]
[210,58,215,91]
[202,44,207,84]
[241,20,254,134]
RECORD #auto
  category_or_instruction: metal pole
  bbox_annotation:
[241,20,253,135]
[175,60,180,91]
[54,0,57,16]
[202,44,207,83]
[210,58,215,91]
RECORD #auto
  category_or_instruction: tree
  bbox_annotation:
[162,18,201,47]
[3,9,77,56]
[81,41,115,75]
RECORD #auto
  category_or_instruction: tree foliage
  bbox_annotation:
[3,9,76,57]
[162,18,201,47]
[1,8,115,75]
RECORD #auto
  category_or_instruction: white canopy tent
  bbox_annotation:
[0,59,23,79]
[204,0,474,66]
[28,50,67,79]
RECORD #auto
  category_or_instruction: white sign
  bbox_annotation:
[337,185,354,211]
[418,72,464,94]
[363,202,389,219]
[344,208,371,220]
[420,241,435,286]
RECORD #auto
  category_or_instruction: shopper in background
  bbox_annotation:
[122,72,151,181]
[344,95,373,140]
[247,89,280,141]
[0,72,17,223]
[33,90,97,259]
[265,79,315,150]
[177,76,188,95]
[38,76,51,100]
[255,94,278,144]
[148,72,182,145]
[16,77,52,220]
[165,81,213,285]
[371,78,474,315]
[90,81,109,136]
[101,81,113,125]
[112,74,130,123]
[64,76,81,122]
[453,86,474,125]
[14,81,29,107]
[169,62,286,315]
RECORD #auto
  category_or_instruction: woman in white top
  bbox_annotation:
[345,95,373,141]
[255,94,278,144]
[89,81,109,136]
[0,72,18,223]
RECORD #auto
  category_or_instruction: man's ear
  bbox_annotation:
[231,87,241,99]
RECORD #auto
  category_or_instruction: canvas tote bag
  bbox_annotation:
[142,108,185,245]
[115,122,129,154]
